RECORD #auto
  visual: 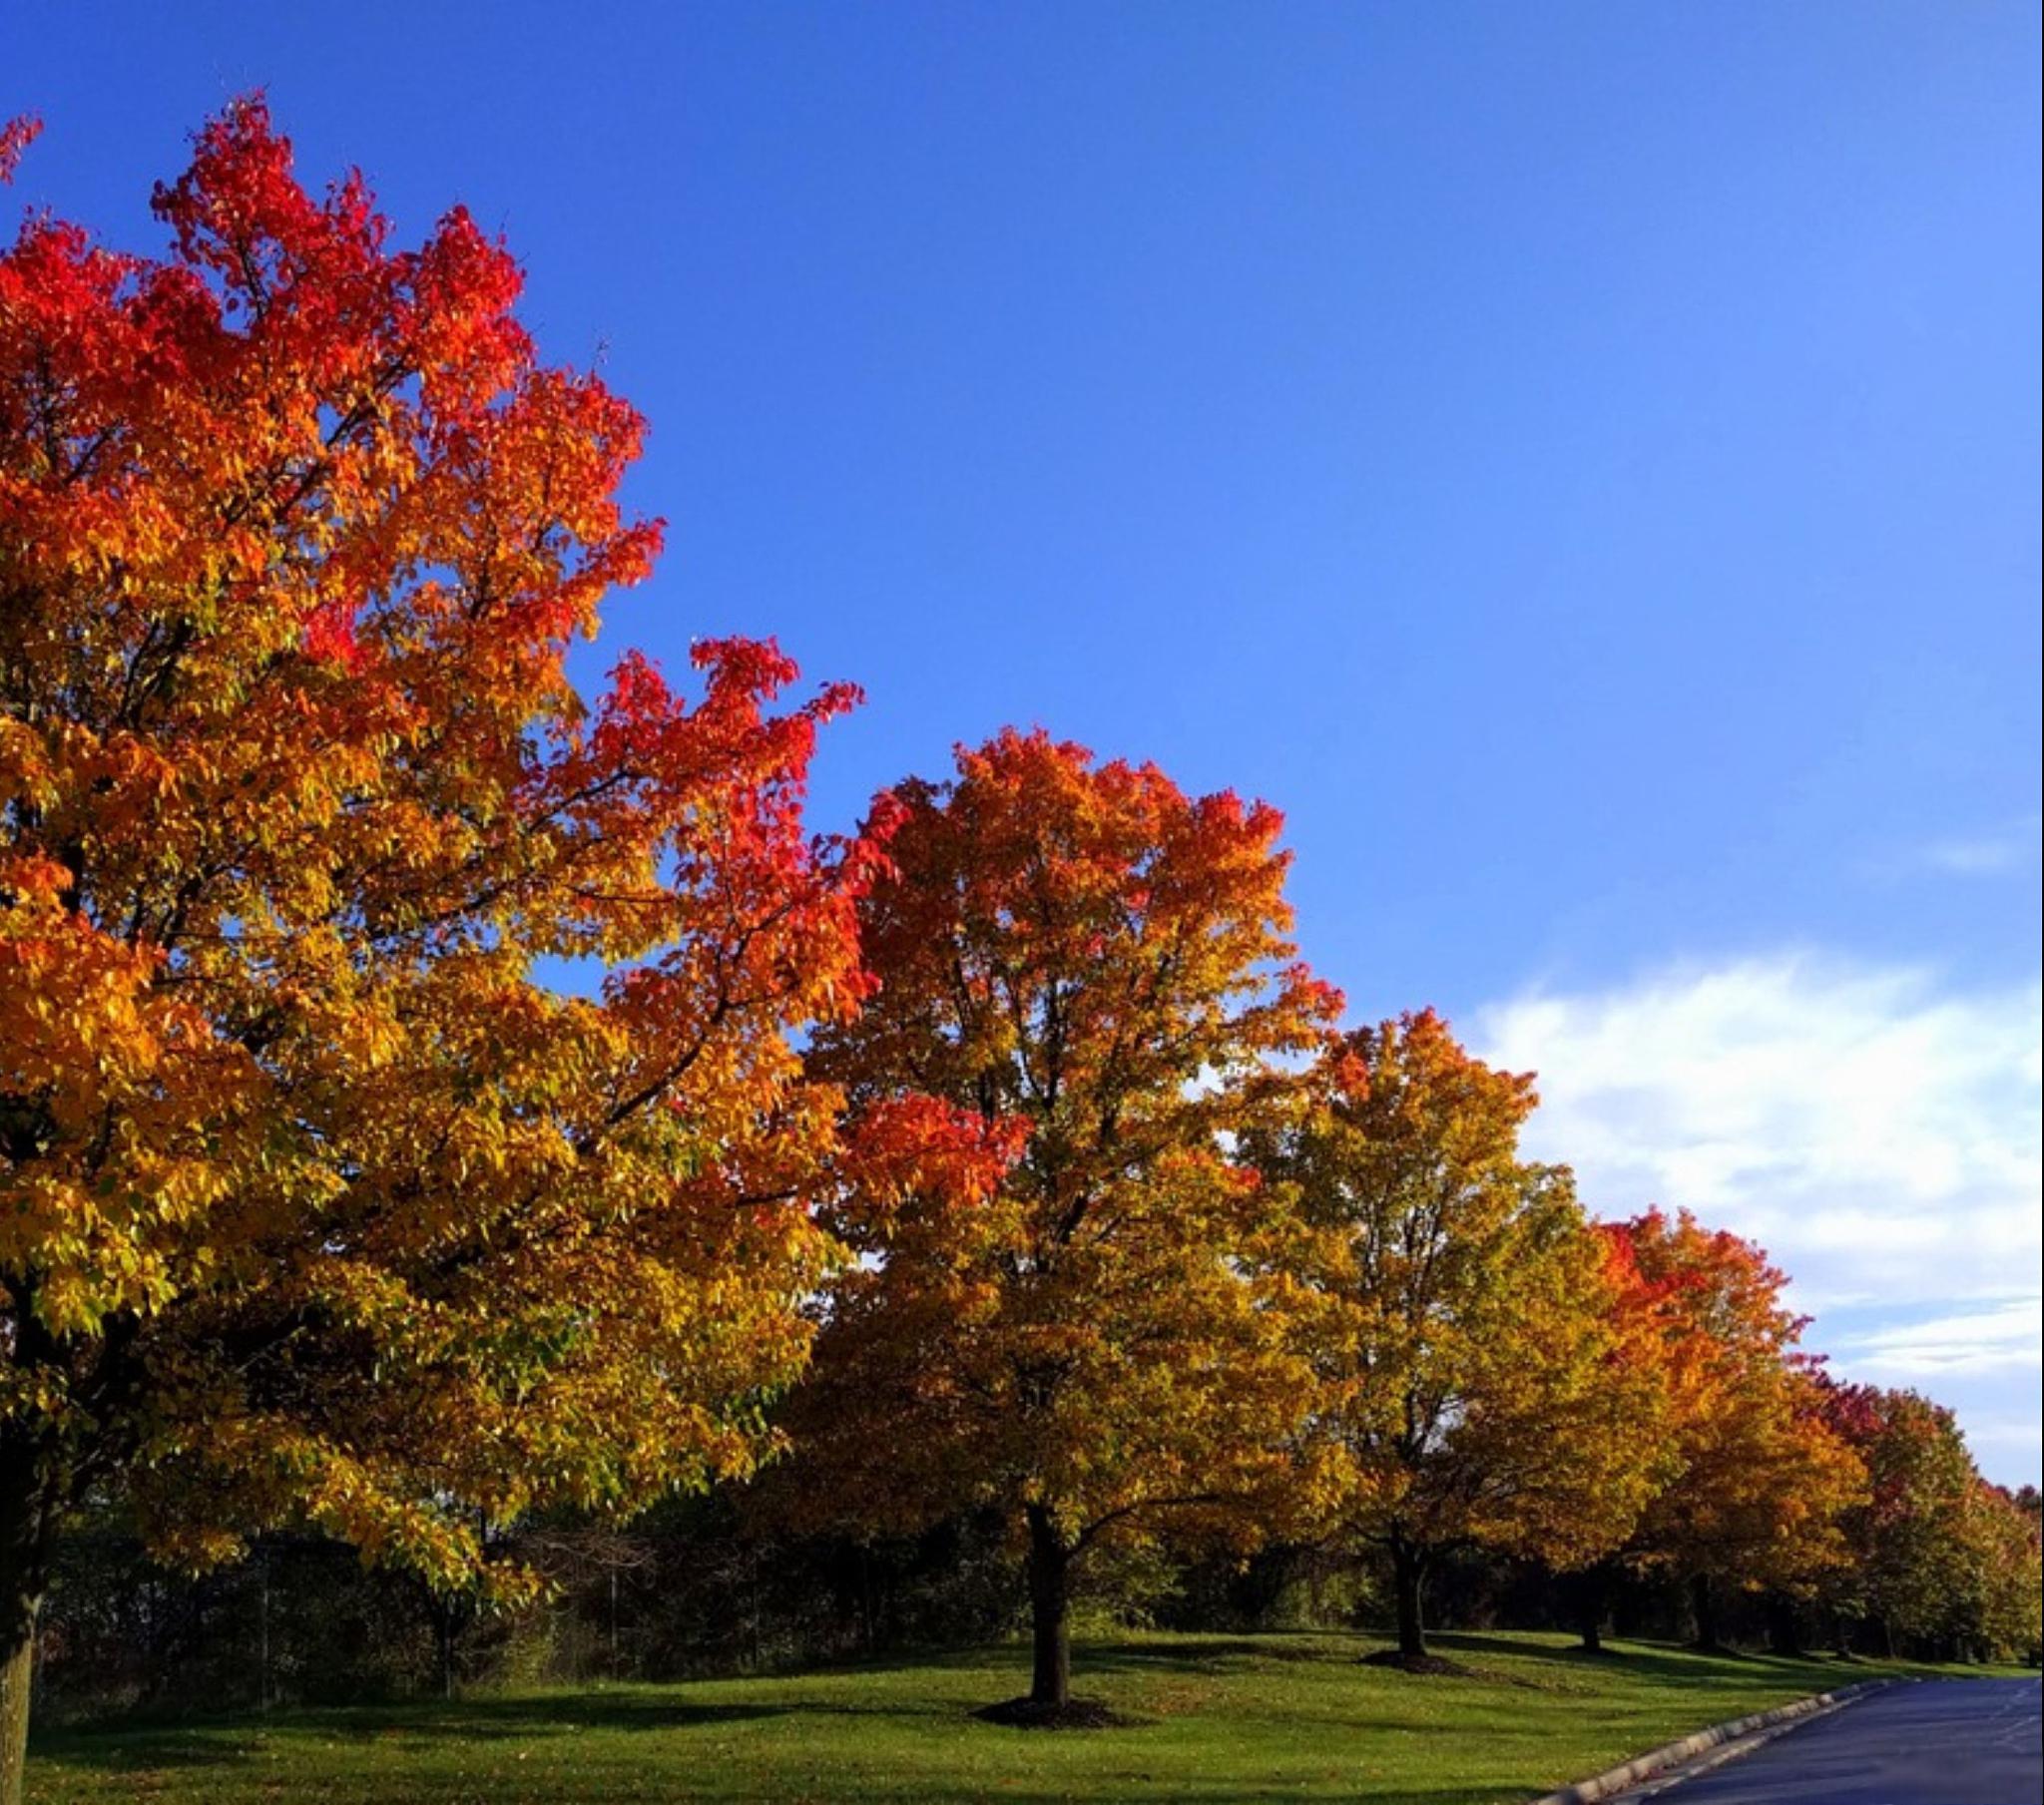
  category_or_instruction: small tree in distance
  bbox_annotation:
[1818,1382,1983,1655]
[1601,1210,1866,1652]
[1249,1010,1672,1668]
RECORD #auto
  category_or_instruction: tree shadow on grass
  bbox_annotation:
[357,1696,795,1738]
[28,1727,262,1774]
[1426,1632,1829,1688]
[1075,1633,1370,1674]
[30,1696,796,1776]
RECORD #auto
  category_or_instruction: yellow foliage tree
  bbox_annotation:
[1249,1010,1670,1665]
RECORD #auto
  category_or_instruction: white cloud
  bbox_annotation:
[1471,954,2042,1481]
[1919,837,2031,877]
[1833,1299,2043,1379]
[1879,817,2039,880]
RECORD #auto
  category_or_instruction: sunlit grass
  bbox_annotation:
[25,1628,2029,1804]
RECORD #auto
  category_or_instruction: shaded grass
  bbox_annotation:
[23,1629,2027,1804]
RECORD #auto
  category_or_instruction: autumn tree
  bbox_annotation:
[1818,1389,2044,1664]
[0,103,894,1798]
[1816,1381,1985,1656]
[1952,1481,2044,1663]
[1603,1210,1864,1651]
[787,728,1339,1717]
[1247,1010,1669,1667]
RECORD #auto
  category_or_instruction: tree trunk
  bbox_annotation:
[1766,1593,1803,1656]
[437,1604,455,1701]
[1390,1537,1428,1659]
[258,1551,270,1710]
[1025,1506,1072,1708]
[0,1609,31,1805]
[857,1545,875,1655]
[1574,1565,1610,1653]
[1,1429,61,1805]
[1691,1573,1722,1652]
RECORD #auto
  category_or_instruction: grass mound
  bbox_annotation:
[1360,1648,1476,1676]
[972,1695,1141,1729]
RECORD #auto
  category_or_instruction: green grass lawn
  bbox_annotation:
[23,1630,2025,1805]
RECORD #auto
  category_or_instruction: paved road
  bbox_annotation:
[1648,1678,2040,1804]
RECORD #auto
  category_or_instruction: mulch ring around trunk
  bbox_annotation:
[973,1696,1146,1729]
[1360,1649,1476,1676]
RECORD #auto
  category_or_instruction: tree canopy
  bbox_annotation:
[790,727,1339,1711]
[1602,1210,1867,1647]
[0,99,903,1796]
[1247,1010,1670,1662]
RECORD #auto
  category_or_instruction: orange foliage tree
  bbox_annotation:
[1248,1010,1669,1664]
[788,728,1339,1714]
[0,103,892,1794]
[1601,1210,1865,1650]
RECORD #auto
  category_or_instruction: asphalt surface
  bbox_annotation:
[1643,1677,2040,1804]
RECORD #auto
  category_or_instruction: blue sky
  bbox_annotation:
[7,1,2038,1480]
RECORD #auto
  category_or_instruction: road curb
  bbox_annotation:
[1529,1677,1901,1805]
